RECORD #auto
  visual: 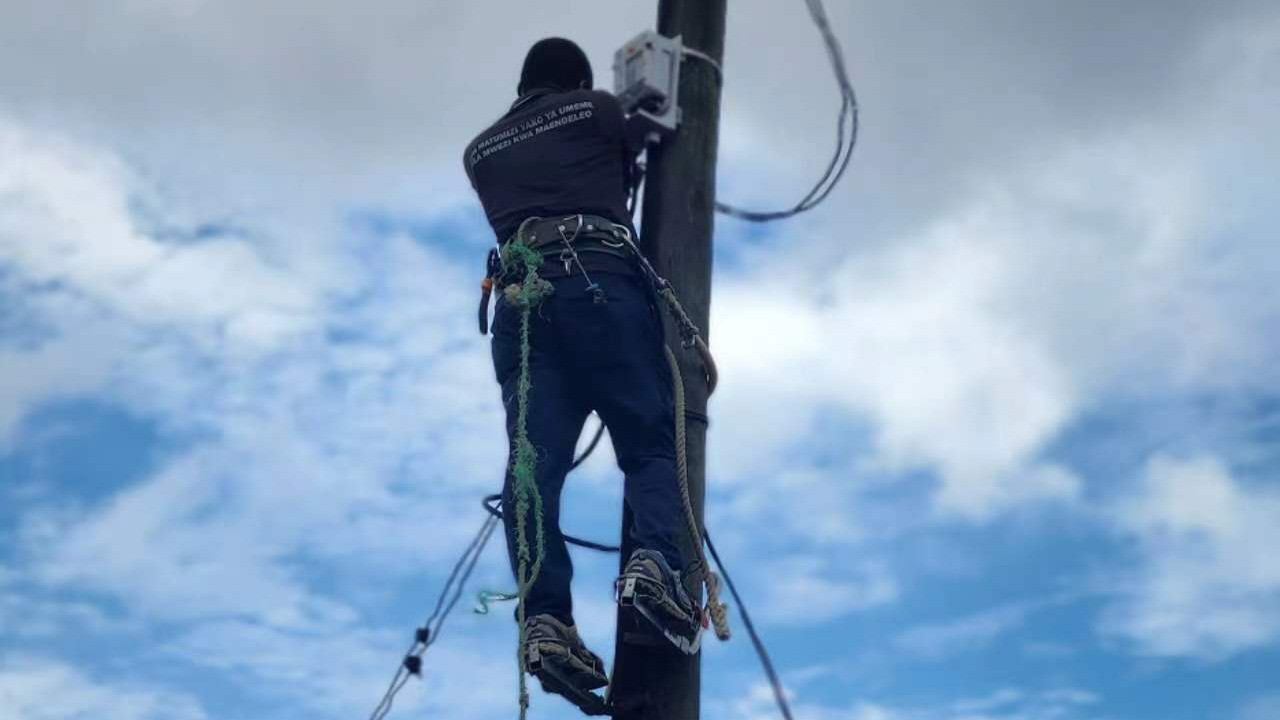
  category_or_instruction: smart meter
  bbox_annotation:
[613,30,683,134]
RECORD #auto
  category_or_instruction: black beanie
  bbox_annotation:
[518,38,593,95]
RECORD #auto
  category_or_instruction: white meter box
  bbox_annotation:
[613,30,683,134]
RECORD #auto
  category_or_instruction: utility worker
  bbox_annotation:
[464,38,700,704]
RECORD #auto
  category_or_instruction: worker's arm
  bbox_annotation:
[592,89,646,198]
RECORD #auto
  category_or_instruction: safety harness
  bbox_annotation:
[480,214,728,719]
[479,214,630,332]
[479,214,718,388]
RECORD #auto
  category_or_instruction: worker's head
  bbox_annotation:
[518,38,593,96]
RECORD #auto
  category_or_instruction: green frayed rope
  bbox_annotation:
[500,237,553,720]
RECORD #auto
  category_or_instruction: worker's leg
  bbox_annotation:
[557,272,686,572]
[492,293,590,625]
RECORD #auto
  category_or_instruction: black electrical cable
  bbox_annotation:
[432,516,500,647]
[372,502,794,720]
[569,417,608,471]
[368,671,413,720]
[367,512,500,720]
[482,494,621,553]
[705,529,796,720]
[715,0,859,222]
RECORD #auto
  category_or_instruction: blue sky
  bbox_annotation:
[3,2,1280,719]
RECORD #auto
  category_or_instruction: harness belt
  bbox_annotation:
[477,212,716,394]
[478,214,636,335]
[514,214,630,250]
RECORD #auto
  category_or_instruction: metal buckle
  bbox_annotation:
[557,214,584,245]
[601,224,629,249]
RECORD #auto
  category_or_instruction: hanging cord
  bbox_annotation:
[716,0,859,222]
[499,218,556,720]
[664,344,730,640]
[367,512,500,720]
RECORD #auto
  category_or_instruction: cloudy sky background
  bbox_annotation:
[2,1,1279,719]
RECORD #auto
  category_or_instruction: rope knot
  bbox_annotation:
[705,572,731,641]
[501,239,555,309]
[503,277,554,307]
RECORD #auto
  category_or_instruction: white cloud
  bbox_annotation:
[726,684,1104,720]
[1,115,510,672]
[942,687,1102,720]
[712,177,1089,519]
[0,120,324,343]
[1102,454,1280,659]
[165,619,520,720]
[3,0,1259,230]
[0,328,121,445]
[755,555,897,625]
[0,117,547,720]
[0,117,337,443]
[1238,693,1280,720]
[714,465,879,547]
[726,681,901,720]
[710,46,1280,518]
[0,1,658,217]
[894,601,1039,659]
[29,449,355,627]
[0,655,206,720]
[0,592,130,640]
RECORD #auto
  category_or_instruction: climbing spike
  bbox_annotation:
[618,576,638,607]
[525,644,543,672]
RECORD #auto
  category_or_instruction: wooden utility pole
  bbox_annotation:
[609,2,726,720]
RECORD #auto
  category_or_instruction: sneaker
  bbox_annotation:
[523,614,610,714]
[616,548,703,654]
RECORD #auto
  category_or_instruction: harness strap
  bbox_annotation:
[479,215,636,335]
[517,214,629,250]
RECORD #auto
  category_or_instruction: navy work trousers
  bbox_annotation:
[491,269,685,625]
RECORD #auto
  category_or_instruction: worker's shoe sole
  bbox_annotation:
[523,615,611,715]
[616,549,703,655]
